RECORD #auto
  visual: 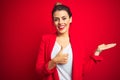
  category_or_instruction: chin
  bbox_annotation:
[58,30,67,34]
[56,28,68,34]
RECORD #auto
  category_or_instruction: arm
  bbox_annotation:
[83,43,117,75]
[91,43,117,62]
[36,36,56,77]
[36,36,69,76]
[94,43,116,56]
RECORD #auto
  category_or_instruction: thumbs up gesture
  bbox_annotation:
[53,46,69,64]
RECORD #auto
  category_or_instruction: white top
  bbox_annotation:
[51,41,73,80]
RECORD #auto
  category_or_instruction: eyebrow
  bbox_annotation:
[54,16,66,19]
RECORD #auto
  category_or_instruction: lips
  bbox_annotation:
[58,25,65,30]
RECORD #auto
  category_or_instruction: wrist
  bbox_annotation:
[94,51,100,56]
[96,48,102,53]
[52,58,57,64]
[48,59,57,70]
[94,48,102,56]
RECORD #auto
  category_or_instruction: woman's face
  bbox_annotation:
[53,10,72,34]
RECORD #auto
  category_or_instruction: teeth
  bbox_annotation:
[59,25,64,28]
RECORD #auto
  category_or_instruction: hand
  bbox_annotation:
[52,46,68,64]
[98,43,117,51]
[94,43,116,56]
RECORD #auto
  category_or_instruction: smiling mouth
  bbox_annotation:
[58,25,65,30]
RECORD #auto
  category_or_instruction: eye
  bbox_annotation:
[53,18,59,22]
[53,17,60,22]
[62,17,66,20]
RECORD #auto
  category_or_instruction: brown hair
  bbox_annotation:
[52,2,72,19]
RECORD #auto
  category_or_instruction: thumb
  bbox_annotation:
[59,46,64,53]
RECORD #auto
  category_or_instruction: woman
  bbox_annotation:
[36,3,116,80]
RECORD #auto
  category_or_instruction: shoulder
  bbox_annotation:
[41,33,56,41]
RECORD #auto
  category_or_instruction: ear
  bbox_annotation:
[70,17,72,23]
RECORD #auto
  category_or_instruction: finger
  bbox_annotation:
[64,59,68,62]
[111,43,117,46]
[60,46,64,51]
[106,43,117,49]
[62,53,68,57]
[64,57,68,60]
[65,53,69,56]
[59,46,64,53]
[63,59,68,63]
[109,43,116,47]
[60,61,68,64]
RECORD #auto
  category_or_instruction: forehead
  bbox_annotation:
[53,10,69,17]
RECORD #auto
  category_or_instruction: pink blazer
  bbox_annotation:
[36,33,103,80]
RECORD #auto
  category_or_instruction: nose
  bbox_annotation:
[58,19,63,24]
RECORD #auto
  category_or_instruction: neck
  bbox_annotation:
[57,31,69,38]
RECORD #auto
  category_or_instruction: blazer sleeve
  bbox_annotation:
[36,35,56,77]
[82,52,103,75]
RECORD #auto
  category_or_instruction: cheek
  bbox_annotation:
[53,22,58,27]
[66,21,70,25]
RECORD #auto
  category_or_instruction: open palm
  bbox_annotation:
[98,43,116,51]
